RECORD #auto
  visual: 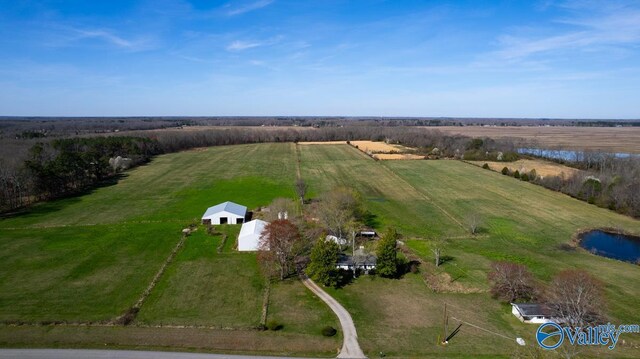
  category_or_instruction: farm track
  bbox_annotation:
[375,159,467,231]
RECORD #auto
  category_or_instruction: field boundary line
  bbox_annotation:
[260,281,271,328]
[294,143,302,179]
[112,232,188,325]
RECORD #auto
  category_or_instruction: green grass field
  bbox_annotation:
[301,144,640,358]
[2,142,640,357]
[0,143,339,355]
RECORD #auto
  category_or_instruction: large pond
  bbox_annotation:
[579,230,640,263]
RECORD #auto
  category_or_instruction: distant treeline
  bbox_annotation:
[1,123,639,219]
[2,116,639,139]
[533,154,640,217]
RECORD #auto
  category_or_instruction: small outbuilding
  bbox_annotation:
[510,303,552,324]
[201,201,247,225]
[238,219,269,251]
[326,235,347,246]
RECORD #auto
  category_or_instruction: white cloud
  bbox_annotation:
[226,40,263,51]
[225,36,282,51]
[73,29,136,48]
[226,0,274,16]
[493,3,640,60]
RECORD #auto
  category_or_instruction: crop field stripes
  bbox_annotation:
[332,144,468,231]
[368,153,467,231]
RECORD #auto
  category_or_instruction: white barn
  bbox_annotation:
[201,201,247,225]
[238,219,269,251]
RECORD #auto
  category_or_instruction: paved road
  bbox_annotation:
[0,349,308,359]
[301,276,367,359]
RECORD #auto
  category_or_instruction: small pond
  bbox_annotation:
[579,230,640,263]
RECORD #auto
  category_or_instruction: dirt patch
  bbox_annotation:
[374,153,425,160]
[471,159,581,178]
[399,244,483,294]
[350,140,411,153]
[297,141,348,145]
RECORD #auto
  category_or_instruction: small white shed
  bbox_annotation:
[238,219,269,251]
[202,201,247,225]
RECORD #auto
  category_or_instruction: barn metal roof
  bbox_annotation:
[202,201,247,218]
[239,219,268,238]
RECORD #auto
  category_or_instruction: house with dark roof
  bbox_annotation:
[336,247,377,274]
[510,303,552,324]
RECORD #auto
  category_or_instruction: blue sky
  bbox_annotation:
[1,0,640,118]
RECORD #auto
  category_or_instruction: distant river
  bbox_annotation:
[517,148,640,162]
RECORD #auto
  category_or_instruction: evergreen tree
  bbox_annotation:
[376,228,399,278]
[307,238,341,287]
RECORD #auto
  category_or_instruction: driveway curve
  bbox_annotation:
[301,276,366,359]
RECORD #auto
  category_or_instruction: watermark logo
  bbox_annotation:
[536,322,640,350]
[536,322,564,350]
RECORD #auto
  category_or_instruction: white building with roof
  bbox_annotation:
[238,219,269,251]
[201,201,247,225]
[510,303,552,324]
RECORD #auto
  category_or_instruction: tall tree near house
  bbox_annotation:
[295,178,307,205]
[487,261,537,303]
[346,219,362,277]
[316,186,363,243]
[545,270,604,328]
[258,219,302,281]
[306,238,341,287]
[376,227,399,278]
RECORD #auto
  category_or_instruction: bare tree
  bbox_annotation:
[487,261,537,302]
[431,239,445,267]
[258,219,302,281]
[295,178,308,205]
[433,247,442,267]
[466,213,483,235]
[316,187,362,243]
[545,270,604,328]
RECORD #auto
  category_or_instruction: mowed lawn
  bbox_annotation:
[0,223,178,322]
[300,145,640,358]
[137,228,265,328]
[0,143,326,327]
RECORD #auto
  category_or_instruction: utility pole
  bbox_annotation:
[443,303,448,345]
[352,229,356,278]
